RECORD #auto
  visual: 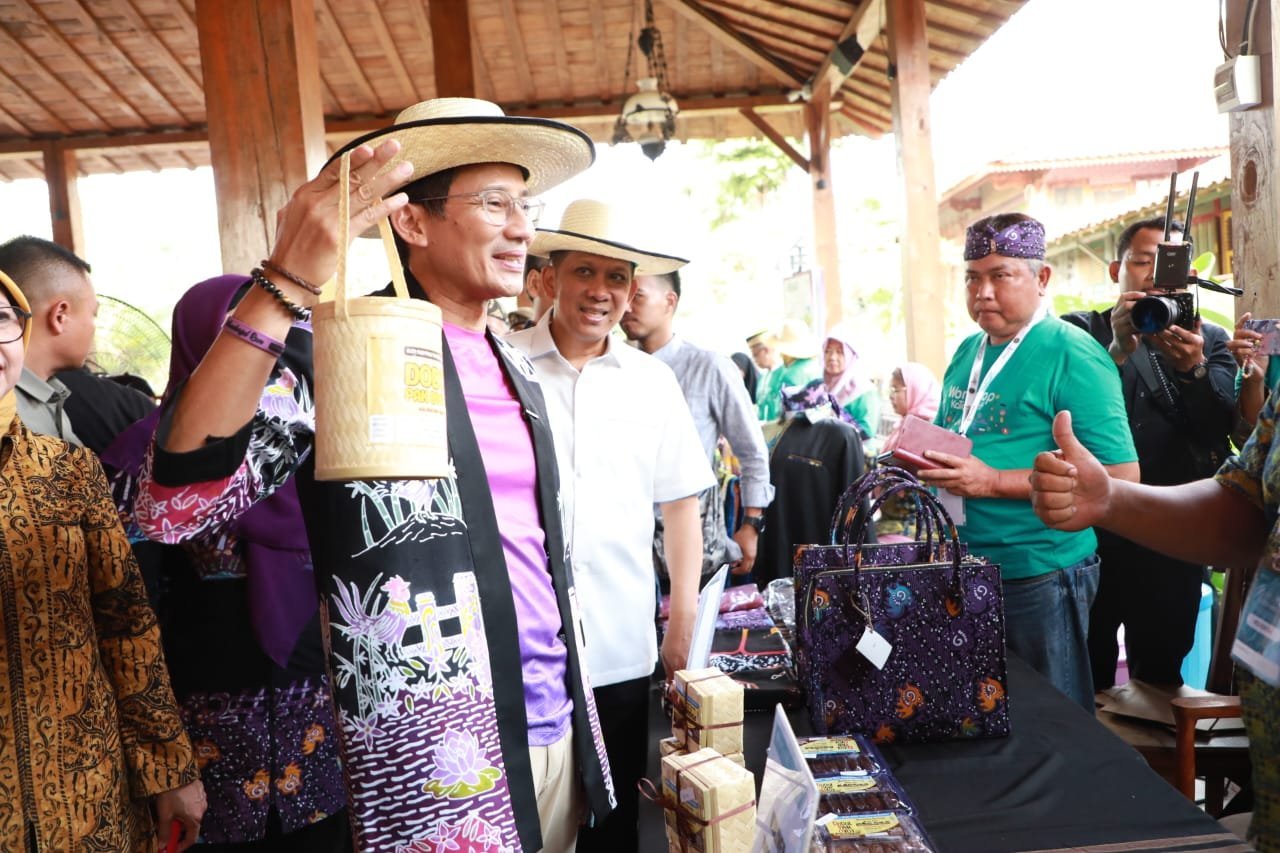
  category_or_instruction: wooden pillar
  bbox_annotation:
[806,88,842,332]
[429,0,476,97]
[42,143,84,257]
[1228,0,1280,321]
[887,0,946,378]
[196,0,325,274]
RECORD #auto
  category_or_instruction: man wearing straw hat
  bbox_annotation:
[755,318,823,422]
[135,99,614,852]
[507,199,713,852]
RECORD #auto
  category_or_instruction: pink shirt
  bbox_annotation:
[444,323,571,746]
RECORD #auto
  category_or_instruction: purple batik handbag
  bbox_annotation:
[793,466,1010,744]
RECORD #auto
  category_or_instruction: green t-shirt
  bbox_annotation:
[935,318,1136,580]
[841,388,880,439]
[757,357,823,421]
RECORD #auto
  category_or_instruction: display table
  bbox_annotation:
[640,655,1245,852]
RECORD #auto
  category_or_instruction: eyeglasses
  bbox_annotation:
[410,189,546,227]
[0,305,30,344]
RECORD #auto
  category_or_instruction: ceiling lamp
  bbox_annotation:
[612,0,679,160]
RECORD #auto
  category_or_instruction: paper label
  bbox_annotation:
[799,738,863,756]
[823,812,901,838]
[856,626,893,670]
[816,776,876,794]
[938,488,966,525]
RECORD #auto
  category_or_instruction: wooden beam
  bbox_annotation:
[315,0,385,112]
[42,144,83,257]
[539,0,573,98]
[117,0,207,105]
[740,107,808,171]
[806,87,842,331]
[657,0,805,87]
[358,0,420,105]
[497,0,538,104]
[887,0,946,378]
[430,0,476,97]
[196,0,326,273]
[587,0,615,99]
[813,0,884,97]
[1227,0,1280,321]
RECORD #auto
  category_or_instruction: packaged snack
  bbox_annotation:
[676,751,756,852]
[815,772,912,814]
[798,734,887,775]
[672,668,744,755]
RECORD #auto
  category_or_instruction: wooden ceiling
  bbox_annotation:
[0,0,1025,182]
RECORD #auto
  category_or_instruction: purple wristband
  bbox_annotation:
[222,315,286,358]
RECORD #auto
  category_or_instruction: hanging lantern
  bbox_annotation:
[618,78,679,160]
[612,1,678,160]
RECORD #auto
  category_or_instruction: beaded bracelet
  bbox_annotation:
[222,315,286,358]
[250,268,311,322]
[261,258,323,296]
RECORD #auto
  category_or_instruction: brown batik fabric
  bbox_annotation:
[0,417,196,851]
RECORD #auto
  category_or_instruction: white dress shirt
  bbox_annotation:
[507,315,714,687]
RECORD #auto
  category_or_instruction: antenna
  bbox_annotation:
[1183,171,1199,236]
[1162,172,1177,242]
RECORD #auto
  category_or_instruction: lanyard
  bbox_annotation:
[957,306,1049,435]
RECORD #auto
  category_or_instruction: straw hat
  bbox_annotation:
[325,98,595,195]
[530,199,689,275]
[773,318,819,359]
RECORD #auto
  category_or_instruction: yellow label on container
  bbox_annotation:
[816,776,876,794]
[365,338,445,446]
[800,737,862,755]
[826,813,901,838]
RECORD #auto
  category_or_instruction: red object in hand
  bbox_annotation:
[164,818,183,853]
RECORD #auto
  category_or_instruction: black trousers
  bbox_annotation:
[1088,537,1206,689]
[576,676,650,853]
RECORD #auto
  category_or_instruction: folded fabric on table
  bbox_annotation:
[715,607,774,631]
[659,583,766,620]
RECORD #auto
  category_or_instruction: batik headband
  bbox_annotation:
[963,218,1046,261]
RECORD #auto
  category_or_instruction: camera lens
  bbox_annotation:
[1131,296,1179,334]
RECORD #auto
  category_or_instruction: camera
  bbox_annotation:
[1129,174,1203,335]
[1131,290,1196,334]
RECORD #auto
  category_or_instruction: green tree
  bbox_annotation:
[699,139,797,228]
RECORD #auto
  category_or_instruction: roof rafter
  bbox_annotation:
[655,0,806,87]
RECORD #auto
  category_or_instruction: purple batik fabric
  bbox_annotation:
[793,474,1010,745]
[184,678,345,843]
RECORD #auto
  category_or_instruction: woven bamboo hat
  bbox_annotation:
[774,318,819,359]
[325,98,595,195]
[531,199,689,275]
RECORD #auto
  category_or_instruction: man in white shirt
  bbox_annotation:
[621,270,774,579]
[506,199,712,852]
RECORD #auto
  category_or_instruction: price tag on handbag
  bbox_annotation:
[856,627,893,670]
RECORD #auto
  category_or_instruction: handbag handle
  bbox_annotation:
[830,467,945,558]
[334,151,411,320]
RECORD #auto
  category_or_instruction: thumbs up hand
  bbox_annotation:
[1030,410,1112,532]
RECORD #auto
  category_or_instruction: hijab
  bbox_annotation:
[886,362,942,445]
[823,325,873,406]
[0,269,32,430]
[102,275,318,668]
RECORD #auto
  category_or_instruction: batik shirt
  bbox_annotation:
[136,327,614,853]
[0,416,196,852]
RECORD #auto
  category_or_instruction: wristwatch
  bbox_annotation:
[740,515,766,534]
[1177,361,1208,382]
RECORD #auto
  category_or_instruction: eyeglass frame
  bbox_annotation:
[0,304,31,344]
[408,189,546,227]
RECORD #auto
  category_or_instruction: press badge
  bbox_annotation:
[1232,567,1280,687]
[856,627,892,670]
[937,488,966,525]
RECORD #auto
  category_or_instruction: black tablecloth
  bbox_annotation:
[641,655,1247,852]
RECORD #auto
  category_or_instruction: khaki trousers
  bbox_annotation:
[530,725,584,853]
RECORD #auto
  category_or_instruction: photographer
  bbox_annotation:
[1062,216,1236,689]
